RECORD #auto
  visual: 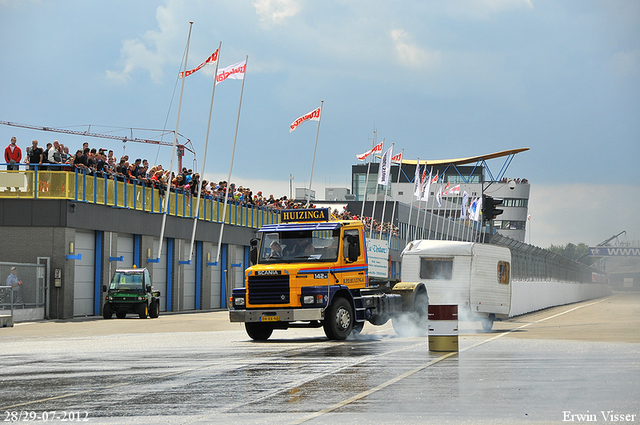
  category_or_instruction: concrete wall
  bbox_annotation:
[509,280,613,317]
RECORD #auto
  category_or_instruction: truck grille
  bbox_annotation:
[248,274,290,305]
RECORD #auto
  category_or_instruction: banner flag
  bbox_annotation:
[413,161,421,199]
[216,59,247,85]
[289,105,322,133]
[461,191,469,219]
[391,152,403,163]
[179,48,219,78]
[420,169,432,201]
[436,185,442,207]
[356,141,383,160]
[377,146,393,186]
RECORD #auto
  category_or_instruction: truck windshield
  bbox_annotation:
[109,272,144,291]
[259,229,340,263]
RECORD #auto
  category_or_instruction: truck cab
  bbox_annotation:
[229,209,427,340]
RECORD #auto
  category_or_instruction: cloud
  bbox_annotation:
[253,0,301,26]
[390,29,441,69]
[105,1,184,83]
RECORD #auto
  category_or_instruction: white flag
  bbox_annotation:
[436,185,442,207]
[216,60,246,85]
[377,146,393,186]
[420,170,432,202]
[413,161,421,199]
[461,191,469,219]
[289,105,322,133]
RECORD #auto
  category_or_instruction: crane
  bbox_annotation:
[0,120,195,171]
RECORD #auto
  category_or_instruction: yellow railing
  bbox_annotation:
[0,169,280,228]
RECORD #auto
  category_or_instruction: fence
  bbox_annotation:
[0,261,47,317]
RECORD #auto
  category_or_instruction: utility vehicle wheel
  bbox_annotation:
[481,314,494,332]
[323,297,353,341]
[245,322,274,341]
[116,311,126,319]
[138,303,148,319]
[102,303,113,319]
[149,300,159,318]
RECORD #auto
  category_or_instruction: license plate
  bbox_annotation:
[260,316,279,322]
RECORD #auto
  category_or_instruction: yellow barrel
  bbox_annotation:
[428,304,458,352]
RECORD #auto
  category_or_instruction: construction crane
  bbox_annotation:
[0,120,195,171]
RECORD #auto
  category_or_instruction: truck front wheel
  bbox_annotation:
[245,322,274,341]
[323,297,353,341]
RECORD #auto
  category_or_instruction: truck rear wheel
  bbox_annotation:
[392,292,429,337]
[102,303,113,319]
[245,322,274,341]
[323,297,353,341]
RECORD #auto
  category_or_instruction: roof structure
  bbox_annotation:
[400,147,530,166]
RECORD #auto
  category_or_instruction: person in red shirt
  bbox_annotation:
[4,137,22,170]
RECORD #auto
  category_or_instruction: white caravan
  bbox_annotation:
[401,240,511,331]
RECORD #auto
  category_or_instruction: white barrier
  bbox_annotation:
[509,281,612,317]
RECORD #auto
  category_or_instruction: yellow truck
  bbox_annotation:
[229,208,428,340]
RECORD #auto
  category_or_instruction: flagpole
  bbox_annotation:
[216,55,248,264]
[360,130,376,219]
[388,149,403,244]
[157,21,193,260]
[368,139,383,239]
[421,175,431,239]
[187,41,222,262]
[422,167,433,240]
[406,158,418,244]
[379,143,394,239]
[428,180,440,240]
[306,100,324,207]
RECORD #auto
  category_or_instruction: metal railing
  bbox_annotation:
[0,165,280,229]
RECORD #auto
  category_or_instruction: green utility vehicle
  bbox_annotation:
[102,267,161,319]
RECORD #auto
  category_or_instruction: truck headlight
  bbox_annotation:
[302,295,315,304]
[234,297,245,306]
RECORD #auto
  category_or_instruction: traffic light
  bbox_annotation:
[482,195,504,223]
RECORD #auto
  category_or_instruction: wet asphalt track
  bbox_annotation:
[1,293,639,424]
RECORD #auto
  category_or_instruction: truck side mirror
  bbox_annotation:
[146,284,152,293]
[102,285,107,292]
[250,238,259,265]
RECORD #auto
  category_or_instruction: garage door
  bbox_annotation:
[117,234,134,268]
[74,230,95,316]
[209,247,222,309]
[183,251,196,310]
[152,239,168,311]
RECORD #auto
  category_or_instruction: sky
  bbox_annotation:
[1,0,639,248]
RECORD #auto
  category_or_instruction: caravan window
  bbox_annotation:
[498,261,510,284]
[420,257,453,280]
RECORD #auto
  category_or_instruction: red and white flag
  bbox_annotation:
[179,49,219,78]
[356,141,383,160]
[216,60,247,85]
[391,152,403,163]
[289,105,322,133]
[447,184,461,195]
